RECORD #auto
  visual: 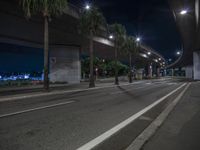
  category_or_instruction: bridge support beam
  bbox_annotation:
[156,67,160,77]
[193,51,200,80]
[49,46,81,84]
[185,65,193,79]
[148,64,152,79]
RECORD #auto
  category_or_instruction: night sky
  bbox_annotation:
[94,0,182,60]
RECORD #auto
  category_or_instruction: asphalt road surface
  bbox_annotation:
[0,79,185,150]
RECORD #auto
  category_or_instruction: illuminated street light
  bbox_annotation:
[154,59,158,63]
[180,10,188,15]
[177,51,181,55]
[147,52,151,55]
[142,54,147,58]
[136,37,141,42]
[85,4,90,10]
[158,58,161,61]
[109,35,113,39]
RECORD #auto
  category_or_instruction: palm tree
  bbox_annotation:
[109,24,126,85]
[20,0,67,90]
[123,36,139,83]
[79,7,106,88]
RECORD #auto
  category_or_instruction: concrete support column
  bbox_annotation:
[148,64,152,79]
[156,67,160,77]
[193,51,200,80]
[171,69,174,77]
[49,46,81,83]
[185,66,193,79]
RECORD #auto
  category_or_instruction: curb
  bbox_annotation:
[0,81,144,103]
[126,83,191,150]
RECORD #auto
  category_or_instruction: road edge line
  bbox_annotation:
[126,83,191,150]
[76,83,187,150]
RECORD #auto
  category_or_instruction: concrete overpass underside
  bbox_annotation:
[168,0,200,80]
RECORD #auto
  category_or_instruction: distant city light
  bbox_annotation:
[147,52,151,55]
[24,74,30,79]
[158,58,161,61]
[169,58,172,62]
[154,59,158,62]
[180,10,188,15]
[85,4,90,10]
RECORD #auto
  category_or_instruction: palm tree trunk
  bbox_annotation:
[114,46,119,85]
[129,53,133,83]
[89,30,95,88]
[43,16,49,91]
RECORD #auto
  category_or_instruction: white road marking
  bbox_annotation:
[126,83,191,150]
[146,83,152,85]
[0,100,75,118]
[77,83,187,150]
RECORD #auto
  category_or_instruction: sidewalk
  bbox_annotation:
[143,82,200,150]
[0,79,136,102]
[0,77,126,92]
[0,77,171,102]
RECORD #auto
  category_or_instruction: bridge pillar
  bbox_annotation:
[156,67,160,77]
[193,51,200,80]
[185,66,193,79]
[49,46,81,84]
[148,64,152,78]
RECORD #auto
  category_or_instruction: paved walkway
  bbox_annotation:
[143,82,200,150]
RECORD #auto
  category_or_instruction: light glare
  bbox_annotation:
[180,10,187,15]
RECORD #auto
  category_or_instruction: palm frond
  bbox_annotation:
[79,6,106,35]
[20,0,67,17]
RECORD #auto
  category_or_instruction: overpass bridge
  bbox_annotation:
[0,0,165,83]
[168,0,200,80]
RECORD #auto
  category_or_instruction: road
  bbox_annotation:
[0,78,185,150]
[143,81,200,150]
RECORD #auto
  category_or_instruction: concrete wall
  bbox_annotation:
[50,46,81,83]
[193,51,200,80]
[185,66,193,79]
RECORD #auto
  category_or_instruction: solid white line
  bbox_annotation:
[0,100,75,118]
[126,83,191,150]
[76,83,187,150]
[0,81,148,102]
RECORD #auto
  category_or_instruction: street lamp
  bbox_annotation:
[147,52,151,55]
[180,10,188,15]
[177,51,181,55]
[158,58,161,61]
[136,37,141,42]
[142,54,148,58]
[109,35,113,39]
[85,4,90,10]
